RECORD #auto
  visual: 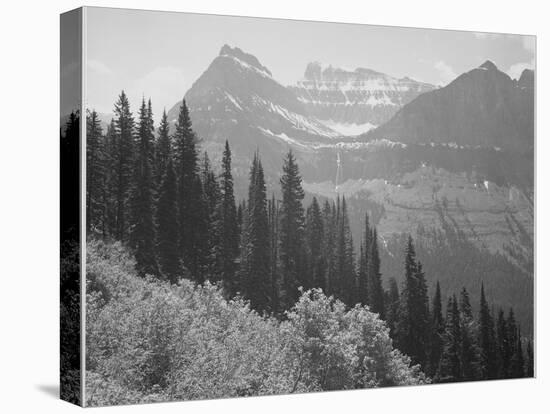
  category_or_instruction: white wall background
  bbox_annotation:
[0,0,547,412]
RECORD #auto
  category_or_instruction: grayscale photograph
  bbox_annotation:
[60,6,535,407]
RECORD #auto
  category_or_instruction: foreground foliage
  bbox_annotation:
[85,240,426,406]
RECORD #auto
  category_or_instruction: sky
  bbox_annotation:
[85,6,536,118]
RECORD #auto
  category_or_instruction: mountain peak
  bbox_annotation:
[518,68,534,89]
[479,60,498,71]
[218,44,272,77]
[304,61,385,80]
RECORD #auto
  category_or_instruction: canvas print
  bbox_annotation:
[60,6,535,407]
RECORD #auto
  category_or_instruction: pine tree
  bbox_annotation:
[367,228,385,318]
[386,277,400,339]
[335,196,356,306]
[278,150,306,309]
[510,329,525,378]
[439,295,462,382]
[102,119,117,238]
[268,194,280,313]
[496,309,511,378]
[112,91,135,240]
[86,110,105,235]
[459,287,481,381]
[395,235,430,368]
[305,197,324,289]
[201,152,221,279]
[129,98,158,277]
[172,99,206,281]
[217,140,240,296]
[239,153,271,312]
[155,109,171,186]
[478,283,497,379]
[506,309,523,378]
[156,159,181,282]
[322,200,336,296]
[525,340,534,377]
[357,213,372,306]
[428,281,444,378]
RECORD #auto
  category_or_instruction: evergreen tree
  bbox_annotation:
[386,277,400,339]
[478,283,497,379]
[428,281,444,378]
[129,98,158,276]
[239,153,271,312]
[510,329,525,378]
[112,90,135,240]
[335,196,355,306]
[496,309,511,378]
[237,200,244,230]
[506,309,523,378]
[357,213,372,306]
[102,119,117,238]
[367,228,385,318]
[86,110,105,235]
[322,200,336,295]
[155,109,171,186]
[278,150,306,309]
[459,287,481,381]
[525,340,534,377]
[395,235,430,368]
[305,197,324,289]
[201,152,221,279]
[439,295,462,382]
[172,99,206,281]
[217,140,240,296]
[156,159,181,282]
[268,194,280,313]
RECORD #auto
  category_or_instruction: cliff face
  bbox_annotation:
[289,62,435,135]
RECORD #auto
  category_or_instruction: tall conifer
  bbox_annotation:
[478,283,497,379]
[129,98,158,276]
[240,153,271,312]
[367,228,385,318]
[155,109,171,186]
[112,90,135,240]
[156,159,181,282]
[428,281,444,378]
[439,295,462,382]
[172,99,206,281]
[217,140,240,295]
[86,110,104,234]
[305,197,324,289]
[279,150,306,309]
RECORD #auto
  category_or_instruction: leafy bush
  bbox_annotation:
[85,240,426,406]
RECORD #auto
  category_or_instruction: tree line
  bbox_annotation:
[84,91,533,382]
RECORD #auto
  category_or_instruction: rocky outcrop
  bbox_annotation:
[289,62,435,134]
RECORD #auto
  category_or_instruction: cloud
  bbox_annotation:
[87,59,113,75]
[434,61,457,86]
[507,59,535,80]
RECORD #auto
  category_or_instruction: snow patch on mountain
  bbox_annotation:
[290,62,436,127]
[250,95,340,139]
[318,120,377,136]
[219,54,273,79]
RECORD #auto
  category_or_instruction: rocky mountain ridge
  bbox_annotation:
[289,61,435,135]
